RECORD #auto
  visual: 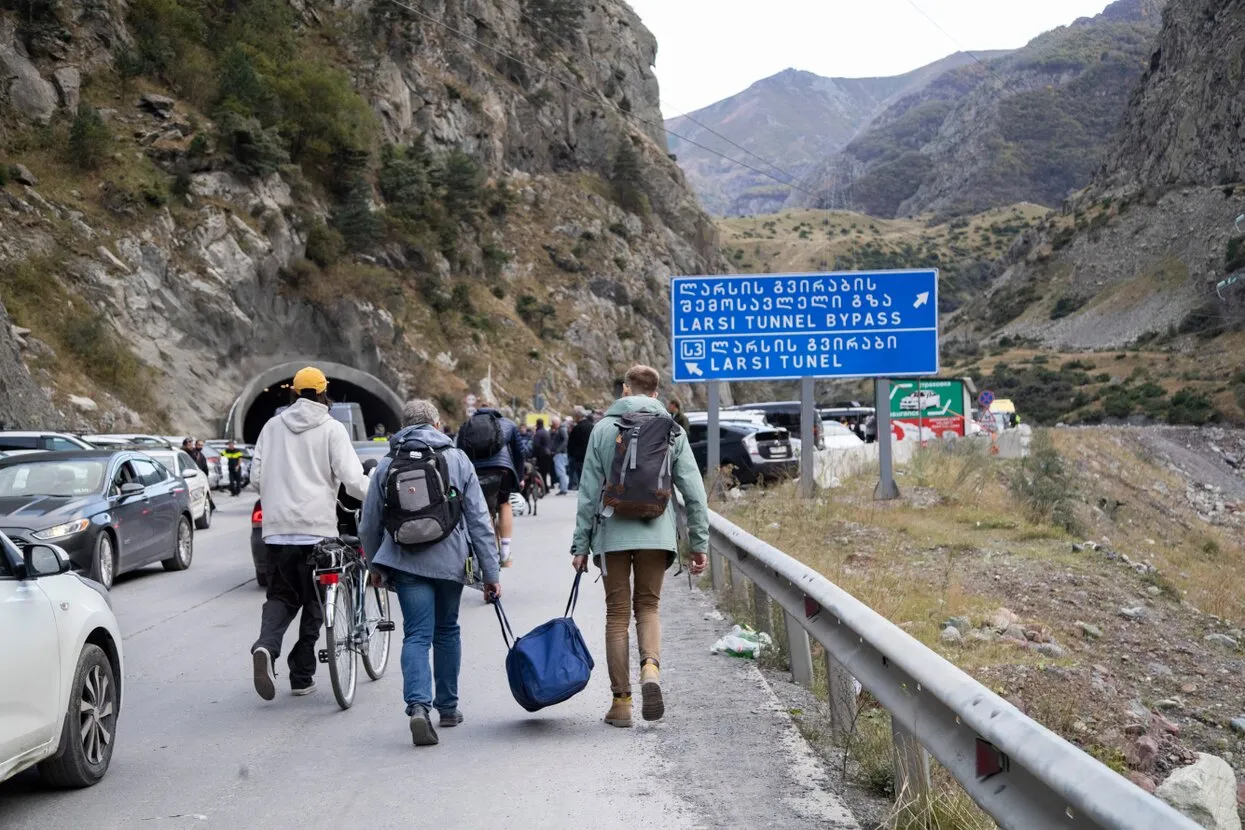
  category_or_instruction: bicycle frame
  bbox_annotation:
[312,543,363,630]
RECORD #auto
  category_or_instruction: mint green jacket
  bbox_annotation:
[571,396,709,561]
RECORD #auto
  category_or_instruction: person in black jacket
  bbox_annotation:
[567,410,594,492]
[531,418,553,491]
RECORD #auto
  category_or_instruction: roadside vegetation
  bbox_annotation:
[712,428,1245,828]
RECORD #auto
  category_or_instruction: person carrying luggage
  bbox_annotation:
[360,399,501,747]
[570,365,709,728]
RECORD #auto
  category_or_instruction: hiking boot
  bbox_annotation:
[604,694,633,728]
[251,648,276,701]
[439,710,465,728]
[291,682,317,697]
[640,662,665,722]
[409,705,439,746]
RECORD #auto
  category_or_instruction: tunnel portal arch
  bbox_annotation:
[228,361,404,444]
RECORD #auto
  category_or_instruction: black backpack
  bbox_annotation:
[383,442,463,546]
[602,412,679,520]
[457,411,504,461]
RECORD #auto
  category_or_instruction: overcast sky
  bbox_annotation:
[625,0,1114,114]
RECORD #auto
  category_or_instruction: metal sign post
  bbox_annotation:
[707,382,721,496]
[875,379,900,500]
[799,377,815,498]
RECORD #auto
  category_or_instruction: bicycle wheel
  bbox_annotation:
[325,581,357,710]
[361,584,391,681]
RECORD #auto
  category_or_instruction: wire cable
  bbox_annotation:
[905,0,1009,86]
[380,0,818,196]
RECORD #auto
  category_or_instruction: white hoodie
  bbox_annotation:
[251,399,370,540]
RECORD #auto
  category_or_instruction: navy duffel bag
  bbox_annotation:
[494,571,594,712]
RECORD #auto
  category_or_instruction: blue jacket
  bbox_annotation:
[459,408,525,479]
[360,425,501,584]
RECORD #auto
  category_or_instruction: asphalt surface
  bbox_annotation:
[0,492,858,829]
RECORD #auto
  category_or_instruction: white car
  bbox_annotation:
[899,390,942,411]
[821,420,865,450]
[143,449,213,530]
[0,532,123,787]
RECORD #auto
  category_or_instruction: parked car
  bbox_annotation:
[274,402,368,441]
[249,442,387,586]
[204,441,254,487]
[82,434,174,449]
[143,449,213,530]
[725,401,824,449]
[0,531,123,787]
[684,421,797,485]
[199,445,224,490]
[0,451,195,590]
[821,420,866,450]
[0,432,95,454]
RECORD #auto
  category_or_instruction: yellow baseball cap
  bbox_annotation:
[292,366,328,394]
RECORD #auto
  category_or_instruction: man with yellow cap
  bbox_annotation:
[248,366,371,700]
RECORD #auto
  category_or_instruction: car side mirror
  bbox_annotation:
[120,482,145,496]
[182,469,196,479]
[25,543,71,577]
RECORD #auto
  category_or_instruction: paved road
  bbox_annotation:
[0,493,858,829]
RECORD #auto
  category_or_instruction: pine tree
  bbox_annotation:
[331,174,381,252]
[611,140,649,217]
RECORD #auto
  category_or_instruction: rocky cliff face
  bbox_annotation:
[794,0,1165,218]
[952,0,1245,350]
[665,54,1003,217]
[0,0,722,434]
[0,299,63,430]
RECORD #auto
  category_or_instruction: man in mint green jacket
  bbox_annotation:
[571,365,709,728]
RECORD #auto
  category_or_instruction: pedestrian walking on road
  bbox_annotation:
[571,365,709,728]
[249,367,370,700]
[666,398,690,433]
[567,409,593,491]
[551,415,570,495]
[224,440,246,496]
[532,418,553,490]
[361,399,501,747]
[457,405,525,568]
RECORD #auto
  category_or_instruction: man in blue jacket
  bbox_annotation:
[360,399,501,747]
[458,405,524,567]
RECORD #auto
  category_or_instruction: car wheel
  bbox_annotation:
[255,569,268,588]
[162,516,193,572]
[194,500,212,530]
[90,532,115,590]
[38,644,117,788]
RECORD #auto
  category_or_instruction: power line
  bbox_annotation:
[380,0,818,197]
[479,0,806,189]
[906,0,1008,85]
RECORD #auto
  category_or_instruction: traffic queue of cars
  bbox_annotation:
[0,430,251,791]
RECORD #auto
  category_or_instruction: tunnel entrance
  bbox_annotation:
[229,361,404,444]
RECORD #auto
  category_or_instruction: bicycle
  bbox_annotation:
[310,535,394,710]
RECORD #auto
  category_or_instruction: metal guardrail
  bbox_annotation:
[706,509,1201,830]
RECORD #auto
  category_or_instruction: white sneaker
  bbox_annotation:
[252,648,275,701]
[291,682,317,697]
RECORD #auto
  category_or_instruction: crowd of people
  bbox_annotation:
[247,364,708,745]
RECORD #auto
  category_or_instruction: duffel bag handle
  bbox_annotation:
[494,598,515,649]
[565,568,586,618]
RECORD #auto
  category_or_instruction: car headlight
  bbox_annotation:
[33,518,91,540]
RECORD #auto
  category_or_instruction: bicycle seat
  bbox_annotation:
[339,535,361,548]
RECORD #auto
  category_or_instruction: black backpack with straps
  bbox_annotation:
[602,411,679,520]
[457,411,504,461]
[383,441,463,546]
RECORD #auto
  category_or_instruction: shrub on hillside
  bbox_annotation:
[331,175,381,252]
[524,0,584,46]
[1009,431,1079,534]
[69,106,110,171]
[215,110,288,178]
[611,140,650,218]
[304,221,344,268]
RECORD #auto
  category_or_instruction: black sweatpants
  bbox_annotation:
[252,544,323,689]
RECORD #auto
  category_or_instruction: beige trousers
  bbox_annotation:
[602,550,668,695]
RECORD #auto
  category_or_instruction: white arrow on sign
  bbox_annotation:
[913,292,930,309]
[686,362,704,377]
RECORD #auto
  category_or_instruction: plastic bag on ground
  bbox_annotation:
[710,624,773,658]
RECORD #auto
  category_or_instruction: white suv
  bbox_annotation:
[0,532,123,787]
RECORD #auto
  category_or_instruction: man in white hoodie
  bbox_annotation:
[248,366,370,700]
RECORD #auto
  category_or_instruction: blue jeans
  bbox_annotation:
[568,458,582,490]
[392,572,464,716]
[553,453,569,493]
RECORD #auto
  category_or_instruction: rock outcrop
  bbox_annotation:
[1155,753,1242,830]
[0,300,62,430]
[0,0,724,434]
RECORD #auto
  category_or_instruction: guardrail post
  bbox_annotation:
[752,582,772,636]
[730,562,750,611]
[709,539,727,594]
[784,610,814,687]
[825,652,858,739]
[891,720,932,812]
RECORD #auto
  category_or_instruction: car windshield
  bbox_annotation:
[0,459,107,497]
[823,422,856,437]
[145,452,177,473]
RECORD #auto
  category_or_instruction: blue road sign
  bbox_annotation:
[670,270,939,383]
[979,390,995,408]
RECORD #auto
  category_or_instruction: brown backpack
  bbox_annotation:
[601,411,679,520]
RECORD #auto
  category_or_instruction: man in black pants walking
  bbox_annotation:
[248,367,370,699]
